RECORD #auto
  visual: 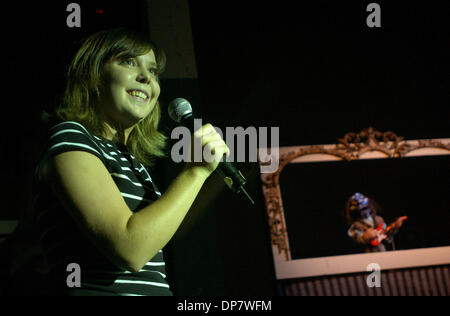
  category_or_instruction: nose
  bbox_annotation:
[136,70,151,85]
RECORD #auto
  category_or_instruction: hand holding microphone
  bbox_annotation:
[185,123,230,179]
[168,98,254,204]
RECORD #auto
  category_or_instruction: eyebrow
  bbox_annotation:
[138,57,157,69]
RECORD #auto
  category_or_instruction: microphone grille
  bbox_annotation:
[168,98,193,123]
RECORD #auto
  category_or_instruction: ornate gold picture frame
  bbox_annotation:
[259,128,450,279]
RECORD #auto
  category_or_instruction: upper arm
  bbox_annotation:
[42,150,135,270]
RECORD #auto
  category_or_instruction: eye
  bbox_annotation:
[120,58,136,66]
[148,68,158,76]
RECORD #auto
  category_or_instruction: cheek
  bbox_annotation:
[152,81,161,99]
[104,69,132,88]
[101,80,125,102]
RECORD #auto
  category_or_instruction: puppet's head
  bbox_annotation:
[347,192,373,221]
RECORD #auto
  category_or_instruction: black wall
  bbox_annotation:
[188,1,449,144]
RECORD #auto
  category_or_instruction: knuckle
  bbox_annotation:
[194,129,202,137]
[203,123,213,132]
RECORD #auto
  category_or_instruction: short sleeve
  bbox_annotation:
[35,121,105,181]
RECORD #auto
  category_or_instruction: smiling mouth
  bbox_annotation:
[127,89,149,101]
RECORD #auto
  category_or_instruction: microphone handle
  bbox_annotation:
[216,160,254,204]
[216,158,246,193]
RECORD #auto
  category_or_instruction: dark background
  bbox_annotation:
[1,1,449,295]
[281,155,450,259]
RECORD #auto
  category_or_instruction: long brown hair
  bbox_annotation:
[45,27,167,167]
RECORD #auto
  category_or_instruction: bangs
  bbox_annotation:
[101,28,166,73]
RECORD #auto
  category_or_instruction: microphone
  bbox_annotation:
[168,98,254,205]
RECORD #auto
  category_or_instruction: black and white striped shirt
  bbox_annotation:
[33,121,172,296]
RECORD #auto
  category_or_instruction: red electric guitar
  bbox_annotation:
[370,216,408,246]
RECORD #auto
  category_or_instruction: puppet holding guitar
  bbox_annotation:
[346,193,407,252]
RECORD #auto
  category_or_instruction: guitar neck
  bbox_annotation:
[384,216,407,234]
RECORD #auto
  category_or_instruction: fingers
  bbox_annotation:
[201,130,222,145]
[193,124,222,146]
[193,123,215,138]
[203,140,230,162]
[194,124,230,162]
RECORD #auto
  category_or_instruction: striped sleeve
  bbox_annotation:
[36,121,105,180]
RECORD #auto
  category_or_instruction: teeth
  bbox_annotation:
[128,90,148,100]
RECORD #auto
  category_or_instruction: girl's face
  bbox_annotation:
[98,50,160,129]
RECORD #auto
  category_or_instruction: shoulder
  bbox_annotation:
[36,121,108,182]
[49,120,97,141]
[45,120,105,158]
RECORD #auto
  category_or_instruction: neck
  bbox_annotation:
[102,121,134,144]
